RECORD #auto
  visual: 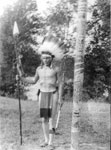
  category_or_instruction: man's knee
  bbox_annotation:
[42,118,49,123]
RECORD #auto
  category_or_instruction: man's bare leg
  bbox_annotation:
[48,118,53,146]
[52,92,58,130]
[42,118,49,144]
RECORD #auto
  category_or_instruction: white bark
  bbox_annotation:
[0,22,4,83]
[71,0,87,150]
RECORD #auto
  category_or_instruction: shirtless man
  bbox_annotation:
[17,50,61,149]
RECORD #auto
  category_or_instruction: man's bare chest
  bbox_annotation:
[38,67,56,78]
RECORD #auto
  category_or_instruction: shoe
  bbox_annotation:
[47,144,55,150]
[40,142,48,147]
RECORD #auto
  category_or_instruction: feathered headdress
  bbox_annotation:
[38,35,64,60]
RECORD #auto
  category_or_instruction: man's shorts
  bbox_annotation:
[39,91,57,119]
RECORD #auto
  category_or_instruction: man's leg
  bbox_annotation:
[52,92,58,130]
[48,92,58,146]
[48,118,53,146]
[42,118,49,144]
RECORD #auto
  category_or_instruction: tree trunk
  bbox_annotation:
[0,22,4,83]
[71,0,87,150]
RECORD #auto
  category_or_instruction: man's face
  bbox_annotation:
[42,55,53,66]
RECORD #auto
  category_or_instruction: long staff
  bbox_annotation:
[55,59,65,130]
[13,21,23,145]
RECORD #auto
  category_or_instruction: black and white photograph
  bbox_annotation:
[0,0,110,150]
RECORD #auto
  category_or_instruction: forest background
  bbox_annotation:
[0,0,110,102]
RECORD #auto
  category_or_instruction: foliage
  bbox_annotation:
[0,0,44,97]
[46,0,77,52]
[45,0,77,83]
[0,0,110,102]
[84,0,110,99]
[48,0,110,101]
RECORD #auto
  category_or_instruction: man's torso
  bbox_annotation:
[37,66,58,92]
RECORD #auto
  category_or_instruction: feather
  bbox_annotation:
[38,35,64,60]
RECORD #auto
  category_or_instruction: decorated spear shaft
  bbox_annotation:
[13,21,23,145]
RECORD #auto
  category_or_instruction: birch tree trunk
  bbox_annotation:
[71,0,87,150]
[0,22,4,83]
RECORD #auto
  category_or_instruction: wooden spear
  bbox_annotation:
[13,21,23,145]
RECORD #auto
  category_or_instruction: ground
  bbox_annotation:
[0,96,110,150]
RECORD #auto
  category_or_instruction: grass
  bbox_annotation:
[0,96,110,150]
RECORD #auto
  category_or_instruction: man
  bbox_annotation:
[17,36,64,149]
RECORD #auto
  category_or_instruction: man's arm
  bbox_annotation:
[23,70,39,84]
[17,64,39,84]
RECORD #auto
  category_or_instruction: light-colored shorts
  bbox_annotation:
[39,91,58,119]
